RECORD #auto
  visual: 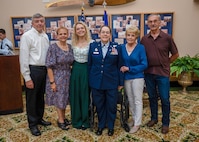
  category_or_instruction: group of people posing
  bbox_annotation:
[19,13,179,137]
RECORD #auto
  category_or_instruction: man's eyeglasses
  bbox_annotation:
[148,20,159,24]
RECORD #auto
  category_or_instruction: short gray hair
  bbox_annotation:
[32,13,44,20]
[147,14,161,21]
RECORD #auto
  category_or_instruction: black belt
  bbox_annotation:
[29,65,46,70]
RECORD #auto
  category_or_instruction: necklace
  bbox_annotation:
[77,41,88,48]
[57,42,68,51]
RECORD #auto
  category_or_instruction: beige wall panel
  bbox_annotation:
[0,0,199,56]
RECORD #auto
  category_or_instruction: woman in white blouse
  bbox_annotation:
[69,21,92,130]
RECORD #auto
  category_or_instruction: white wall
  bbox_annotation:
[0,0,199,56]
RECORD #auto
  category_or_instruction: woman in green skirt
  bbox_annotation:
[70,21,92,130]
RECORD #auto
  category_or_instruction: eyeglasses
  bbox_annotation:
[148,20,159,24]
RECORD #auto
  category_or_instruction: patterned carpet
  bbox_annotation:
[0,91,199,142]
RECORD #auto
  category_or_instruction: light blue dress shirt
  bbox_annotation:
[0,38,14,55]
[101,42,109,58]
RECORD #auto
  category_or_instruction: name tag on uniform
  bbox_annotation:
[93,48,99,54]
[93,51,99,54]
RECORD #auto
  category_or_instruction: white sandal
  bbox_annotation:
[129,126,140,133]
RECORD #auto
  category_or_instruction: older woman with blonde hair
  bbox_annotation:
[120,26,148,133]
[70,21,92,130]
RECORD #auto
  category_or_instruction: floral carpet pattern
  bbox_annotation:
[0,91,199,142]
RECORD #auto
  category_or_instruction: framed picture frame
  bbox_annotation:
[78,14,109,41]
[11,16,75,48]
[45,16,75,44]
[143,12,174,36]
[111,13,141,44]
[11,17,32,48]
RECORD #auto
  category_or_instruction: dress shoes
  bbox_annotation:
[96,128,103,136]
[81,126,88,130]
[30,126,41,136]
[146,120,158,127]
[108,129,114,136]
[57,121,69,130]
[38,119,52,126]
[161,126,169,134]
[81,126,87,130]
[74,126,82,129]
[64,118,71,125]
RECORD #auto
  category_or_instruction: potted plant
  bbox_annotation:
[170,54,199,93]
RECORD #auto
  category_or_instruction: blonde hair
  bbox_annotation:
[125,26,140,38]
[71,21,91,46]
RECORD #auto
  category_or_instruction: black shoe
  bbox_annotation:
[108,129,114,136]
[38,119,51,126]
[30,126,41,136]
[96,128,103,136]
[57,121,69,130]
[64,118,71,125]
[81,126,88,130]
[74,126,82,129]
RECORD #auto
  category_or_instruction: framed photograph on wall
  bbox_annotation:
[11,16,75,48]
[111,14,141,44]
[11,17,32,48]
[144,13,174,36]
[78,15,108,41]
[45,16,75,44]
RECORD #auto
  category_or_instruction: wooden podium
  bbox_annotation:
[0,55,23,115]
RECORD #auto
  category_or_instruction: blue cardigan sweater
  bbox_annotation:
[121,43,148,80]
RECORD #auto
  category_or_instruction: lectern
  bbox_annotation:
[0,55,23,115]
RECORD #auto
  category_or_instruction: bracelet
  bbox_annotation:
[50,81,55,84]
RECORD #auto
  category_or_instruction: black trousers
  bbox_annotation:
[25,65,47,128]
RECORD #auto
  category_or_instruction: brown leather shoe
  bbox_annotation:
[161,126,169,134]
[146,120,158,127]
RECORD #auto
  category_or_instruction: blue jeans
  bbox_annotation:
[145,73,170,126]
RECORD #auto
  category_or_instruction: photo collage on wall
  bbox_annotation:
[78,15,106,42]
[11,16,75,48]
[11,17,32,48]
[45,16,75,44]
[111,14,141,44]
[11,13,173,48]
[144,13,173,35]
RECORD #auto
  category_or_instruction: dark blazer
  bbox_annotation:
[88,41,124,90]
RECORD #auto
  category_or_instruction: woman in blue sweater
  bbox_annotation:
[120,26,148,133]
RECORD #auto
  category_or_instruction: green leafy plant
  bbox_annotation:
[170,53,199,78]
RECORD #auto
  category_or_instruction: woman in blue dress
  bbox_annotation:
[45,27,74,130]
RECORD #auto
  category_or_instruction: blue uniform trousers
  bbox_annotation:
[91,88,118,129]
